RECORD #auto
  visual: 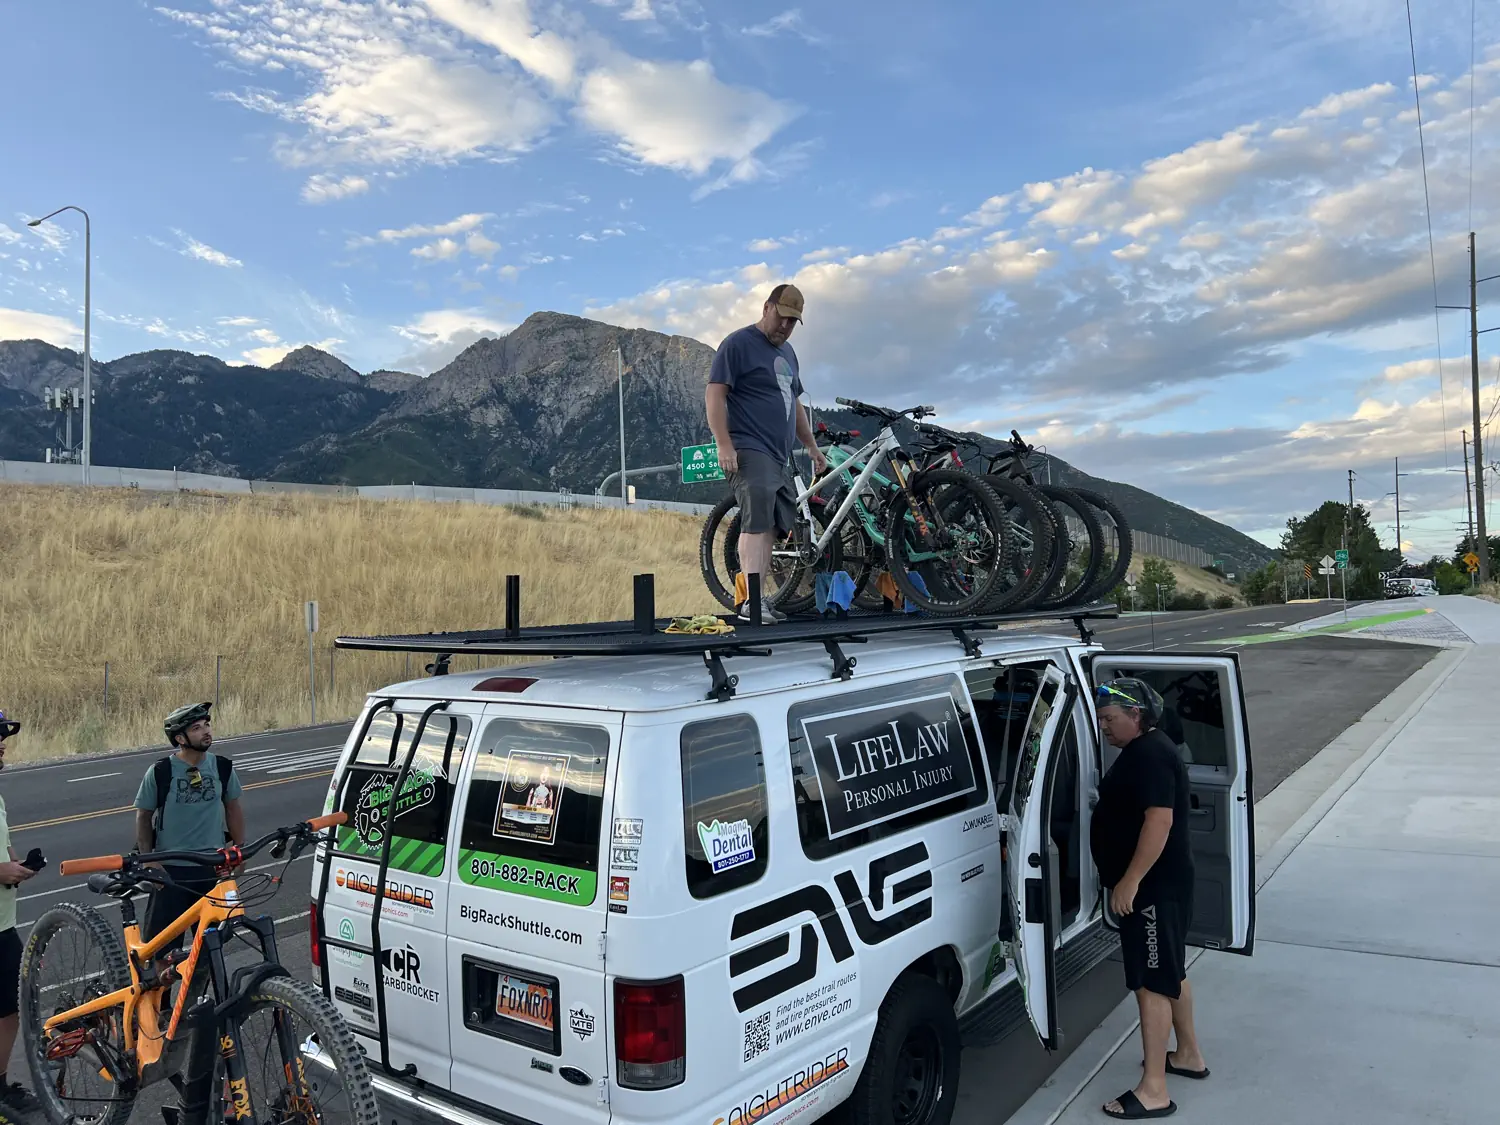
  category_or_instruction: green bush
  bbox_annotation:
[1433,561,1469,595]
[1167,590,1208,611]
[1212,594,1235,609]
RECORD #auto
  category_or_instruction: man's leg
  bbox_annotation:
[0,928,39,1111]
[737,530,774,585]
[1104,903,1178,1116]
[1166,977,1207,1073]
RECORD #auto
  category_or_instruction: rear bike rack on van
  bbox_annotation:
[313,697,451,1079]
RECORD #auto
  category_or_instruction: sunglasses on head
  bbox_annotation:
[1095,684,1142,707]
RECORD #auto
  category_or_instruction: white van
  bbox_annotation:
[307,598,1255,1125]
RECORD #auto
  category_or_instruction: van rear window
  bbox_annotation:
[335,709,469,877]
[457,718,611,907]
[681,714,769,899]
[787,674,988,859]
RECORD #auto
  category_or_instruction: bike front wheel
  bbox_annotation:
[225,974,379,1125]
[882,470,1010,616]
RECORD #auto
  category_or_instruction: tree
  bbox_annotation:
[1241,561,1287,605]
[1452,534,1500,575]
[1139,556,1176,609]
[1433,561,1469,595]
[1281,500,1399,576]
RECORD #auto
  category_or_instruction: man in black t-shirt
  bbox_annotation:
[1090,678,1206,1120]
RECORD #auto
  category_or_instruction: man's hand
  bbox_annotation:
[807,446,828,476]
[0,861,37,887]
[1110,877,1139,917]
[717,442,739,474]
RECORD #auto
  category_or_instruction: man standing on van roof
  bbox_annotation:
[1090,678,1204,1120]
[705,283,827,624]
[133,702,246,944]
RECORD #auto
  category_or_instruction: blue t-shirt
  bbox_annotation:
[709,325,805,462]
[133,752,244,853]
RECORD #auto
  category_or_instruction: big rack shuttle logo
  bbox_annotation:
[727,843,932,1013]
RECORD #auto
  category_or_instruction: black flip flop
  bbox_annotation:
[1140,1056,1210,1080]
[1103,1090,1177,1119]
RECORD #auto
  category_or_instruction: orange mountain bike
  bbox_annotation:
[19,813,377,1125]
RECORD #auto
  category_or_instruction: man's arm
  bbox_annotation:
[224,798,246,847]
[135,809,155,854]
[705,382,738,473]
[794,400,826,475]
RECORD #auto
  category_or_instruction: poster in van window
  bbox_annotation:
[493,750,570,845]
[800,691,977,839]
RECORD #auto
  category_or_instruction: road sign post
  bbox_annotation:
[305,599,319,724]
[681,443,725,484]
[1320,556,1335,599]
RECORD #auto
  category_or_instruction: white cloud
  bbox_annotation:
[356,212,493,247]
[301,174,370,204]
[576,58,799,177]
[216,316,261,327]
[742,9,825,44]
[1301,81,1397,119]
[747,238,784,252]
[175,232,243,268]
[241,335,344,368]
[465,231,501,258]
[159,0,797,189]
[0,307,81,348]
[412,238,463,261]
[249,327,281,344]
[393,308,514,373]
[0,224,22,245]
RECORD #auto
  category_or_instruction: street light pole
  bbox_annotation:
[28,205,91,485]
[617,345,627,505]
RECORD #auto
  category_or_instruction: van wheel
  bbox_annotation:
[846,975,960,1125]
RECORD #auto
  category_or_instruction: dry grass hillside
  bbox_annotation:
[0,485,720,761]
[1163,559,1243,604]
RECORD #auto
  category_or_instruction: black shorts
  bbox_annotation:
[0,927,20,1018]
[729,450,797,536]
[144,867,220,947]
[1118,892,1191,999]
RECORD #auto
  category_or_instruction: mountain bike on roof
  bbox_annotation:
[21,812,377,1125]
[983,429,1134,607]
[699,397,1013,618]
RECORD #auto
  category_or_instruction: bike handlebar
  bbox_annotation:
[59,812,348,877]
[833,396,938,421]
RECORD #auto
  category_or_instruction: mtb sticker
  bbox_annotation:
[352,765,439,849]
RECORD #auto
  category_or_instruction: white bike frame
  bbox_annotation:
[774,423,904,560]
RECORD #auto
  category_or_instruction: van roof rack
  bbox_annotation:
[334,574,1119,701]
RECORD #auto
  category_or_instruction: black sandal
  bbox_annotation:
[1103,1090,1177,1119]
[1140,1055,1210,1080]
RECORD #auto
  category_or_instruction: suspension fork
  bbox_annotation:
[889,457,932,539]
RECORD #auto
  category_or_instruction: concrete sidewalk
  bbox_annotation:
[1285,593,1500,645]
[1008,642,1500,1125]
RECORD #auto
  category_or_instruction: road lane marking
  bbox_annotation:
[12,770,334,831]
[66,773,121,783]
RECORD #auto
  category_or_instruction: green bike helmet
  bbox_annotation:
[1094,677,1165,727]
[164,701,213,744]
[0,709,19,740]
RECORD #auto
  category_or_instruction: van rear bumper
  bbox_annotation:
[303,1036,541,1125]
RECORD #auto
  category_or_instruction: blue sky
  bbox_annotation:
[2,0,1498,558]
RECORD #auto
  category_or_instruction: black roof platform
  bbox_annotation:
[334,574,1118,701]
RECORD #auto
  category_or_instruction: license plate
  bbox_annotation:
[495,972,556,1034]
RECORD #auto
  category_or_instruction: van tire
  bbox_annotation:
[845,974,961,1125]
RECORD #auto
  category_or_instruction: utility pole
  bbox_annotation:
[1394,456,1403,572]
[617,345,628,505]
[1440,233,1497,582]
[1463,429,1477,552]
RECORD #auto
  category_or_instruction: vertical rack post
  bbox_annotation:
[633,573,656,635]
[505,574,521,636]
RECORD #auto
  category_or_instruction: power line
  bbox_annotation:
[1405,0,1451,472]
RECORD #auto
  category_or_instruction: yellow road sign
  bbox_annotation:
[1464,551,1481,572]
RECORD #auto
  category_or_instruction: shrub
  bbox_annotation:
[1212,594,1235,609]
[1167,590,1208,611]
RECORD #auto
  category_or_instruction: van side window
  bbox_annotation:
[966,666,1044,810]
[787,674,989,860]
[681,715,769,898]
[1095,666,1230,768]
[457,719,611,908]
[335,709,469,877]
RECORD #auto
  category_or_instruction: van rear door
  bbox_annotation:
[1086,653,1256,953]
[317,700,479,1085]
[445,707,621,1125]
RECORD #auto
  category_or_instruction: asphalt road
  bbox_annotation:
[0,604,1438,1125]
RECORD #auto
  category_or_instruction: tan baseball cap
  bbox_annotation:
[771,283,805,322]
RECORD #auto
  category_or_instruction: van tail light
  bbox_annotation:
[309,902,321,968]
[614,976,685,1090]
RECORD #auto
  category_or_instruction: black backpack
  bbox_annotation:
[150,754,235,848]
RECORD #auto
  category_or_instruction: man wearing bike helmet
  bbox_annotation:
[0,712,42,1114]
[1089,678,1202,1120]
[705,282,827,624]
[132,702,245,942]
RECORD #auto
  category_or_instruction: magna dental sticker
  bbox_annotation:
[697,818,755,874]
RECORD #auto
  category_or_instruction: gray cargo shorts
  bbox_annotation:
[729,449,797,536]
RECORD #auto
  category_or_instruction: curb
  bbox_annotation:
[1001,644,1469,1125]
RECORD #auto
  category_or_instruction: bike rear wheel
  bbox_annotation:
[21,902,135,1125]
[1033,485,1105,610]
[978,475,1059,614]
[1071,487,1133,603]
[227,974,378,1125]
[698,493,809,613]
[882,470,1010,616]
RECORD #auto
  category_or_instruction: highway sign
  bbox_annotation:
[1464,551,1481,572]
[1318,566,1335,575]
[1334,549,1349,568]
[681,443,725,483]
[1320,554,1335,568]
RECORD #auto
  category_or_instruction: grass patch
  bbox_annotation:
[0,484,720,761]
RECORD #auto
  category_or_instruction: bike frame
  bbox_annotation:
[785,424,904,558]
[41,874,306,1123]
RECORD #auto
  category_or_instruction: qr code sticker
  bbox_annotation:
[743,1012,771,1064]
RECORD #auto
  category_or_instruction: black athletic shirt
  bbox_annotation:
[1089,727,1194,900]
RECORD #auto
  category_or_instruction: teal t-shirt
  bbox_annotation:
[133,752,243,852]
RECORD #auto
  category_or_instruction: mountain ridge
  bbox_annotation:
[0,317,1276,571]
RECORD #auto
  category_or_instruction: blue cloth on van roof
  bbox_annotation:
[904,570,931,613]
[815,570,856,615]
